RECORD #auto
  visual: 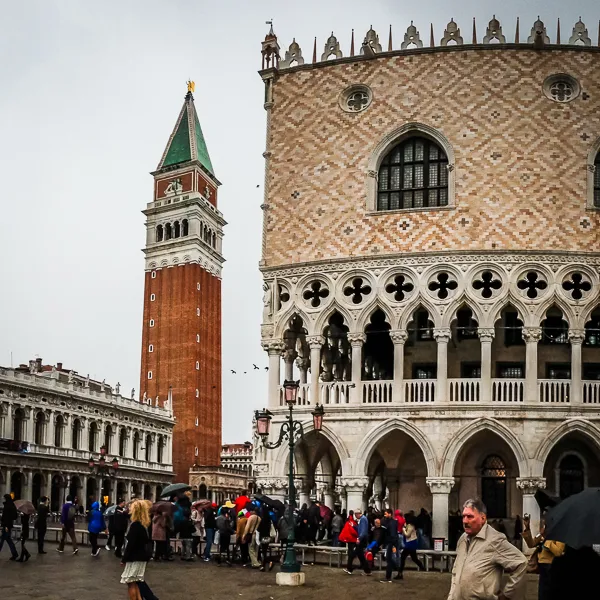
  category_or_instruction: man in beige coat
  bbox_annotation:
[243,506,262,568]
[448,499,527,600]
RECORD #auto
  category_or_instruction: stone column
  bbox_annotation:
[295,479,310,508]
[342,477,369,512]
[23,408,33,443]
[45,410,53,446]
[150,433,158,463]
[151,484,158,502]
[323,483,336,510]
[126,480,133,501]
[390,330,408,402]
[80,418,89,454]
[263,340,285,408]
[478,328,495,403]
[283,349,297,381]
[296,357,310,385]
[347,333,366,404]
[427,477,455,541]
[63,416,73,451]
[434,328,451,403]
[5,406,13,440]
[24,469,33,501]
[569,329,585,404]
[522,328,542,403]
[111,479,118,505]
[517,477,546,538]
[40,471,49,500]
[307,336,324,405]
[4,467,11,496]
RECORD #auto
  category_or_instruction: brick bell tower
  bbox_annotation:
[140,82,225,480]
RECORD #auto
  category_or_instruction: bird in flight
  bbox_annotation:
[253,364,259,370]
[264,367,269,371]
[231,370,236,374]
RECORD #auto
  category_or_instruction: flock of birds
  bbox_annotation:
[230,364,268,375]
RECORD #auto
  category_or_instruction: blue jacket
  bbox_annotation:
[357,515,369,542]
[88,502,106,534]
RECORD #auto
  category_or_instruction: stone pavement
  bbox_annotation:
[1,546,539,600]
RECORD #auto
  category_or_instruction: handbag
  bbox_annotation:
[526,549,540,574]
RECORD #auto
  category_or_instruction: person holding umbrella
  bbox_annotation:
[0,494,19,560]
[14,500,35,562]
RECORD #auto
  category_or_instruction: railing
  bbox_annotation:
[404,379,436,403]
[448,379,480,402]
[321,382,351,405]
[583,381,600,404]
[279,383,311,406]
[492,379,525,402]
[539,379,570,403]
[361,381,393,403]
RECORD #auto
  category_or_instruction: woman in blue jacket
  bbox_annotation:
[88,501,106,557]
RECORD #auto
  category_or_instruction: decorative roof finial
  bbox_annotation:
[472,17,477,44]
[441,18,463,46]
[186,80,195,95]
[515,17,520,44]
[430,23,435,48]
[350,29,355,56]
[388,25,393,51]
[557,18,561,44]
[569,17,591,46]
[266,19,275,37]
[312,37,317,63]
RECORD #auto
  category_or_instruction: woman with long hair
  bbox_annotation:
[121,500,152,600]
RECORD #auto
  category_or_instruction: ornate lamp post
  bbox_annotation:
[255,379,325,586]
[88,445,119,504]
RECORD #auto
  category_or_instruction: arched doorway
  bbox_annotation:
[32,473,43,506]
[198,483,207,499]
[558,454,584,499]
[69,476,81,503]
[86,478,97,508]
[10,471,24,499]
[481,455,507,518]
[143,484,151,499]
[51,474,63,511]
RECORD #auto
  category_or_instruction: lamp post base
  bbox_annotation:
[276,572,306,586]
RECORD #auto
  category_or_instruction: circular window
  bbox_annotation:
[339,85,372,113]
[543,74,580,103]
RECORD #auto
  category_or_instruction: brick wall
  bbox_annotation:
[139,263,222,480]
[264,48,600,267]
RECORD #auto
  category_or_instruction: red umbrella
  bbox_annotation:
[191,499,211,511]
[235,495,250,514]
[15,500,35,515]
[151,500,174,515]
[320,504,333,522]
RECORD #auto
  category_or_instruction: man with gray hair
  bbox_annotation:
[448,499,527,600]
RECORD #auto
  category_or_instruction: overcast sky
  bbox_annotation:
[0,0,595,442]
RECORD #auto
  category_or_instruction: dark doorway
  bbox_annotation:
[559,454,584,499]
[481,455,507,518]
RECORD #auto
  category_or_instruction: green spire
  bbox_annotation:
[158,91,214,176]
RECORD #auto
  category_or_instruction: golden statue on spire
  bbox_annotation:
[187,80,195,94]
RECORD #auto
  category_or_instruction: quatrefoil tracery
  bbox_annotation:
[517,271,548,299]
[303,281,330,307]
[343,277,372,304]
[428,272,458,300]
[473,271,502,299]
[562,273,592,300]
[385,275,414,301]
[278,285,290,304]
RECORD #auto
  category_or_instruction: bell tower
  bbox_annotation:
[139,83,225,480]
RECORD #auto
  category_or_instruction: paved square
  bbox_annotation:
[1,545,539,599]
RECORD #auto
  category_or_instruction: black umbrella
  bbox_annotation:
[544,488,600,549]
[535,488,560,513]
[254,493,285,513]
[159,483,191,499]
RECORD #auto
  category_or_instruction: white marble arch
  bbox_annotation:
[440,417,529,478]
[270,422,351,479]
[353,417,437,478]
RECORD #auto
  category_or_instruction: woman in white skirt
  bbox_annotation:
[121,500,151,600]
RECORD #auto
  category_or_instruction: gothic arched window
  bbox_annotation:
[34,412,46,445]
[377,137,448,210]
[559,454,584,499]
[481,454,507,518]
[595,152,600,208]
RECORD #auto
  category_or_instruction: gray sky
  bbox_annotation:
[0,0,595,442]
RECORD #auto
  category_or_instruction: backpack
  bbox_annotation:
[67,504,76,522]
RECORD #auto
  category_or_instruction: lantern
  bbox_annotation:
[100,445,107,456]
[98,455,106,467]
[112,457,119,471]
[282,379,300,405]
[254,409,273,437]
[88,456,95,470]
[311,404,325,432]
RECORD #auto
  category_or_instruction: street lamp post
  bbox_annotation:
[255,379,325,587]
[88,445,119,504]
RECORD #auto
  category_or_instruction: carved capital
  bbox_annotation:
[433,328,452,342]
[347,333,367,347]
[307,335,325,350]
[340,476,369,492]
[522,327,542,343]
[477,327,495,342]
[295,357,310,371]
[568,329,586,345]
[262,339,286,355]
[390,329,409,345]
[516,477,546,495]
[257,477,286,490]
[426,477,455,494]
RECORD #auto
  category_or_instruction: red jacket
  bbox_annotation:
[339,519,358,544]
[394,510,406,531]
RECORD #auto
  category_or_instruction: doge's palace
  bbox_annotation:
[254,17,600,541]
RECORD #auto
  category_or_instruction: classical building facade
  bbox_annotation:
[0,360,174,510]
[139,85,225,480]
[221,442,254,477]
[255,17,600,540]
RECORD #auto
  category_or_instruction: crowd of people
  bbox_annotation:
[3,490,600,599]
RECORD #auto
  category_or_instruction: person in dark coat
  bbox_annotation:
[307,501,321,546]
[35,496,50,554]
[297,504,309,544]
[257,506,274,571]
[202,504,216,561]
[216,511,235,565]
[380,508,399,582]
[0,494,18,559]
[113,501,129,558]
[17,512,31,562]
